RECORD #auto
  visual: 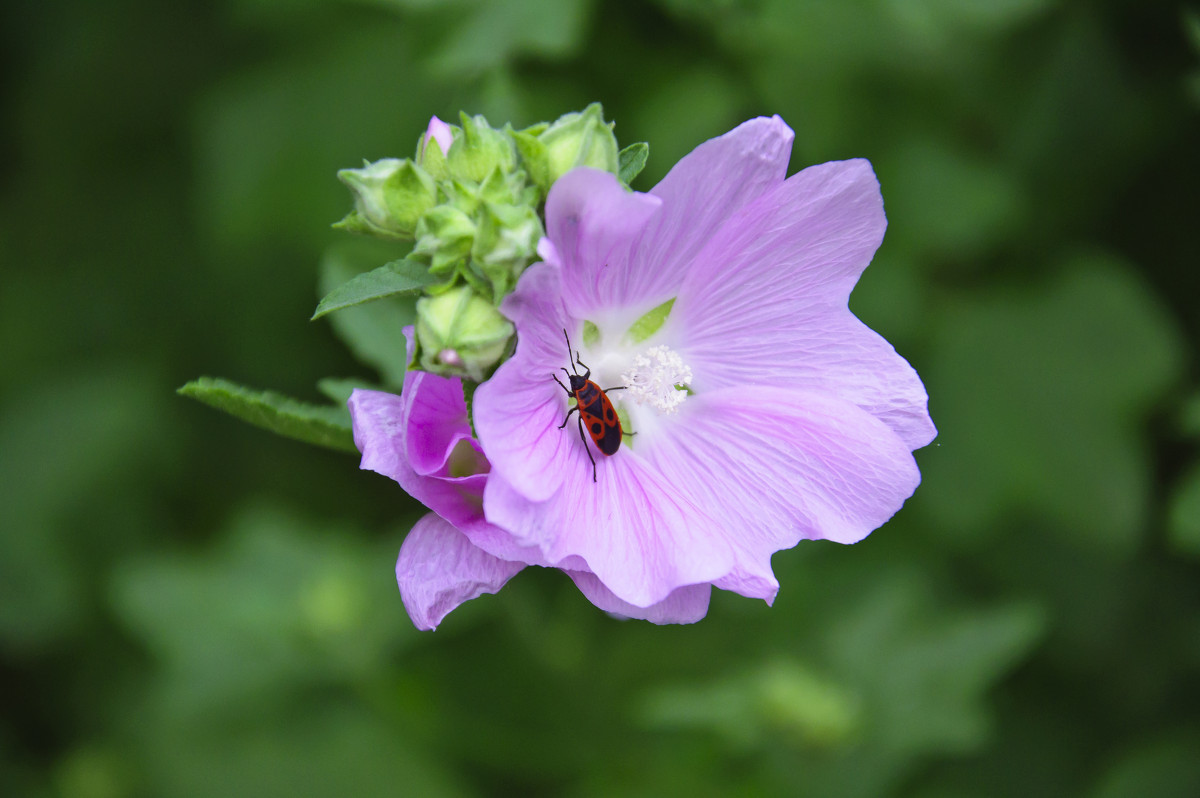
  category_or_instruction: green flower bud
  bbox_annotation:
[335,158,437,239]
[413,205,476,277]
[513,103,619,195]
[472,201,543,299]
[413,285,514,382]
[416,116,455,182]
[446,113,516,184]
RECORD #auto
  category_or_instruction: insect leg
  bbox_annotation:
[577,414,597,482]
[552,372,572,395]
[557,404,579,430]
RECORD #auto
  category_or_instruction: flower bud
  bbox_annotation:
[471,201,543,299]
[416,116,455,181]
[513,103,619,195]
[446,113,516,184]
[335,158,437,239]
[413,285,514,382]
[413,205,476,277]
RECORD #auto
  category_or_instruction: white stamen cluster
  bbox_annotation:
[621,345,693,414]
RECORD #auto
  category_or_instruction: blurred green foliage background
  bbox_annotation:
[3,0,1199,795]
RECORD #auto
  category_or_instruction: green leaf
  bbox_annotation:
[178,378,356,453]
[312,258,435,320]
[319,242,415,388]
[617,142,649,185]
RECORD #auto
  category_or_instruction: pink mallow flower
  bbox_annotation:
[349,334,703,628]
[351,116,936,628]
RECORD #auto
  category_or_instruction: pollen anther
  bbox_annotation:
[621,345,693,414]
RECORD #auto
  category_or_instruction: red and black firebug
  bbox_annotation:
[553,328,631,482]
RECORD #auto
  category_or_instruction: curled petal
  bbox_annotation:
[348,386,486,530]
[397,513,525,630]
[566,571,711,624]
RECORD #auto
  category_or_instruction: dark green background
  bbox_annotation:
[3,1,1199,796]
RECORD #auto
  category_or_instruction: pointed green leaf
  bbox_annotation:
[312,258,435,320]
[178,378,356,453]
[319,243,415,388]
[618,142,649,185]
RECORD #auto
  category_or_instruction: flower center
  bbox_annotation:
[620,345,693,415]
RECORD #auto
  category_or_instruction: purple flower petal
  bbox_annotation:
[544,168,662,318]
[482,460,724,607]
[644,386,922,549]
[566,570,711,624]
[668,158,934,448]
[348,386,485,530]
[483,384,918,607]
[474,262,577,503]
[547,117,793,319]
[396,513,525,630]
[630,116,794,304]
[679,158,886,309]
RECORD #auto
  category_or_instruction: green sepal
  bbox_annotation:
[515,103,619,195]
[416,124,453,182]
[625,297,676,344]
[332,209,406,241]
[618,142,649,186]
[311,258,436,320]
[336,158,437,239]
[511,129,551,195]
[178,378,356,453]
[413,285,514,382]
[471,201,543,299]
[318,244,414,389]
[582,320,601,348]
[447,113,516,184]
[414,205,476,276]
